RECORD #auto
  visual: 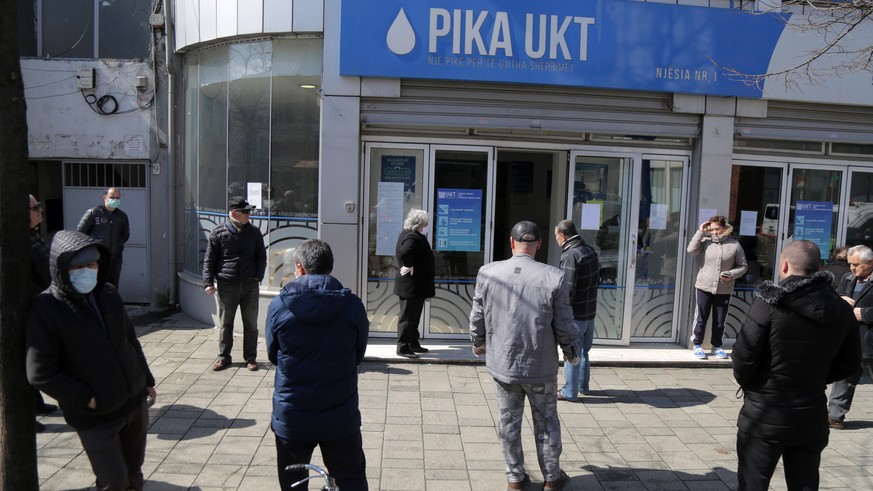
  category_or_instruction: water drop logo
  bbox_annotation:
[387,8,416,55]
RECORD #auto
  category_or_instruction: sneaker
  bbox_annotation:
[712,347,729,359]
[211,358,231,371]
[692,345,707,360]
[544,470,569,490]
[828,417,845,430]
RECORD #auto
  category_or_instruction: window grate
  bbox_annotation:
[64,162,146,188]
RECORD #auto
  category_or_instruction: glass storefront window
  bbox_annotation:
[181,38,323,288]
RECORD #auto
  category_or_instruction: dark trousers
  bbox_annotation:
[275,430,368,491]
[736,429,826,491]
[216,278,260,362]
[692,289,731,347]
[828,358,873,421]
[396,297,425,348]
[77,400,149,491]
[107,254,123,289]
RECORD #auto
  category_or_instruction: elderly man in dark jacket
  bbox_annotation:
[732,240,860,491]
[826,244,873,429]
[203,196,267,371]
[27,231,156,491]
[266,239,369,491]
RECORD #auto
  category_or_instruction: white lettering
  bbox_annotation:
[429,9,450,53]
[465,10,488,55]
[489,12,513,56]
[549,15,572,60]
[574,17,595,61]
[524,14,547,59]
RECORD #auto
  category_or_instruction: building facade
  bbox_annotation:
[23,0,873,347]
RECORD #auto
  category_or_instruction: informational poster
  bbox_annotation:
[247,183,262,209]
[375,182,405,256]
[579,202,602,231]
[649,204,668,230]
[794,201,833,259]
[435,188,482,252]
[739,210,758,236]
[381,156,416,192]
[698,208,718,226]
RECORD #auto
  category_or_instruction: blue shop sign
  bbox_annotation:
[794,201,834,259]
[340,0,789,98]
[435,188,483,252]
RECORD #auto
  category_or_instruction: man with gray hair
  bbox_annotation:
[266,239,369,490]
[470,221,580,491]
[827,244,873,429]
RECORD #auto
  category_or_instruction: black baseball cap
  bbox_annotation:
[228,196,255,211]
[511,221,541,242]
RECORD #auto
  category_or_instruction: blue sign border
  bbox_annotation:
[341,0,789,98]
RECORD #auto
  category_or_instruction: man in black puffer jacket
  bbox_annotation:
[203,196,267,371]
[77,187,130,288]
[27,231,156,491]
[732,240,860,491]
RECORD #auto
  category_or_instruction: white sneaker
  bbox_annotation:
[693,345,707,360]
[712,347,728,359]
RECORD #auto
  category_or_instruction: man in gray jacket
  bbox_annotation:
[469,221,580,491]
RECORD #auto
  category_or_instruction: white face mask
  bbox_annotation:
[105,198,121,210]
[69,267,98,294]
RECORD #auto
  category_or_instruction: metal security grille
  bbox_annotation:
[64,162,147,188]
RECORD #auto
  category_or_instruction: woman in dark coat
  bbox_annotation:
[394,209,435,358]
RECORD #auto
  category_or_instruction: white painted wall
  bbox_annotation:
[22,59,152,160]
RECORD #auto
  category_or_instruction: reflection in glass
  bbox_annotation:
[572,156,630,340]
[631,160,684,339]
[846,172,873,249]
[99,0,149,58]
[43,0,94,58]
[182,62,199,273]
[788,169,841,260]
[198,47,228,213]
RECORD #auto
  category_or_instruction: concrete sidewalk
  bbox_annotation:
[35,310,873,490]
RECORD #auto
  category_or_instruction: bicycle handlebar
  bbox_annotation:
[285,463,338,491]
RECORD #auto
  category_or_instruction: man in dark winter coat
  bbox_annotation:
[266,239,369,491]
[826,244,873,429]
[27,231,156,491]
[29,194,58,430]
[554,219,600,401]
[77,187,130,288]
[732,240,860,491]
[203,196,267,371]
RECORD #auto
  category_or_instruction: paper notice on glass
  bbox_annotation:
[739,210,758,236]
[698,208,717,226]
[376,182,405,256]
[649,204,668,230]
[247,183,262,209]
[580,203,602,231]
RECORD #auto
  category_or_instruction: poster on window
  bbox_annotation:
[435,188,482,252]
[375,182,405,256]
[381,156,416,193]
[794,201,833,259]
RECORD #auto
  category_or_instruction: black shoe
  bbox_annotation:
[36,403,58,415]
[35,421,46,433]
[396,346,418,359]
[411,344,429,353]
[829,417,845,430]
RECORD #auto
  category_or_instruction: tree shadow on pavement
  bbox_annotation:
[148,404,257,441]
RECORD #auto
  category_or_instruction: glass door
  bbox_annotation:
[845,167,873,249]
[785,166,844,260]
[569,153,635,345]
[426,146,494,337]
[630,157,689,341]
[362,144,429,336]
[725,161,787,339]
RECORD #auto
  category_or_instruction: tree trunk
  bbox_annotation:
[0,0,40,488]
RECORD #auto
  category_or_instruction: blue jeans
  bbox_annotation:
[561,319,594,400]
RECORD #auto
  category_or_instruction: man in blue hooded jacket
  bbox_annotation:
[266,239,369,491]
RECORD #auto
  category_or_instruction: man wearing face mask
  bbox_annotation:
[203,196,267,371]
[77,187,130,289]
[26,231,156,491]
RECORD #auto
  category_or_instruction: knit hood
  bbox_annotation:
[49,230,110,297]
